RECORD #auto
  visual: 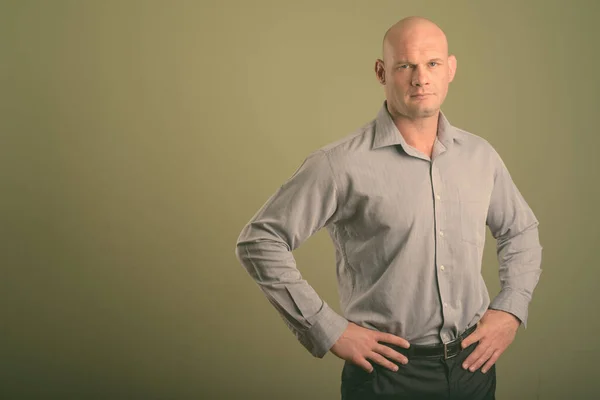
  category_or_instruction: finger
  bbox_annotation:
[462,342,488,369]
[468,347,495,372]
[368,351,399,372]
[374,344,409,365]
[481,350,501,374]
[377,332,410,349]
[353,357,375,374]
[461,329,483,349]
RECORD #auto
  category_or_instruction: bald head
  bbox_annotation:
[382,17,448,64]
[375,16,457,121]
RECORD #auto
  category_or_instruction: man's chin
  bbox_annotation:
[409,107,438,119]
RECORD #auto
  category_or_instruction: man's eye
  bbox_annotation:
[429,62,438,67]
[399,65,410,69]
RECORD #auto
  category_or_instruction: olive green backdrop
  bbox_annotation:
[2,0,598,399]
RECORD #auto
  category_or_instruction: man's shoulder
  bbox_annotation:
[453,126,498,154]
[316,119,376,157]
[452,125,507,174]
[288,117,376,177]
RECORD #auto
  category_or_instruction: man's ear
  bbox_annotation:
[375,59,386,84]
[448,54,457,83]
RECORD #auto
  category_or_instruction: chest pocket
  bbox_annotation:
[458,187,488,247]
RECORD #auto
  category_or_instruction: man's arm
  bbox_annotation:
[460,146,543,373]
[485,147,543,327]
[235,150,348,358]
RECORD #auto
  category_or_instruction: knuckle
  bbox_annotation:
[381,347,394,357]
[372,354,385,364]
[351,355,363,364]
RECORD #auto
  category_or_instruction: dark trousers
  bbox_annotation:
[341,341,496,400]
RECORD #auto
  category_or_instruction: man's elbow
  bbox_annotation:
[234,235,250,266]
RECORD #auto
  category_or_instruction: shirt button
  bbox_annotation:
[443,302,448,308]
[439,231,444,236]
[440,265,445,271]
[436,194,441,200]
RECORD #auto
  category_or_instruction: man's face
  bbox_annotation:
[378,29,456,120]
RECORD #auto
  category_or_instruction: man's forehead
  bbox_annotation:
[387,45,447,62]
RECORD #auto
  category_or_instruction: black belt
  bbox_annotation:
[388,324,478,360]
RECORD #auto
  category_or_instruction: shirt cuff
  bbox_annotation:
[488,288,531,328]
[300,303,349,358]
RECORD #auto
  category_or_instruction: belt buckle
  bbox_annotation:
[443,340,458,360]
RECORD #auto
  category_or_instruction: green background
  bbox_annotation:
[2,1,598,399]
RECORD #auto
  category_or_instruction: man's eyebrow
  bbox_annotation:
[394,58,444,65]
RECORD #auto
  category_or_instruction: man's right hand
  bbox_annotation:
[329,322,411,373]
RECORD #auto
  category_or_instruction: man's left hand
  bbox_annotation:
[460,309,520,374]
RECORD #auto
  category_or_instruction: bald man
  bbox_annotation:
[236,16,542,400]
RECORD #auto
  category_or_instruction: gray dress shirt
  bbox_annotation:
[235,101,542,359]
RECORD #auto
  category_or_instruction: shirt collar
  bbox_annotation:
[372,100,463,151]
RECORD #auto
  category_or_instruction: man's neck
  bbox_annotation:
[392,111,440,158]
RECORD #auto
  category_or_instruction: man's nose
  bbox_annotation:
[411,65,430,86]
